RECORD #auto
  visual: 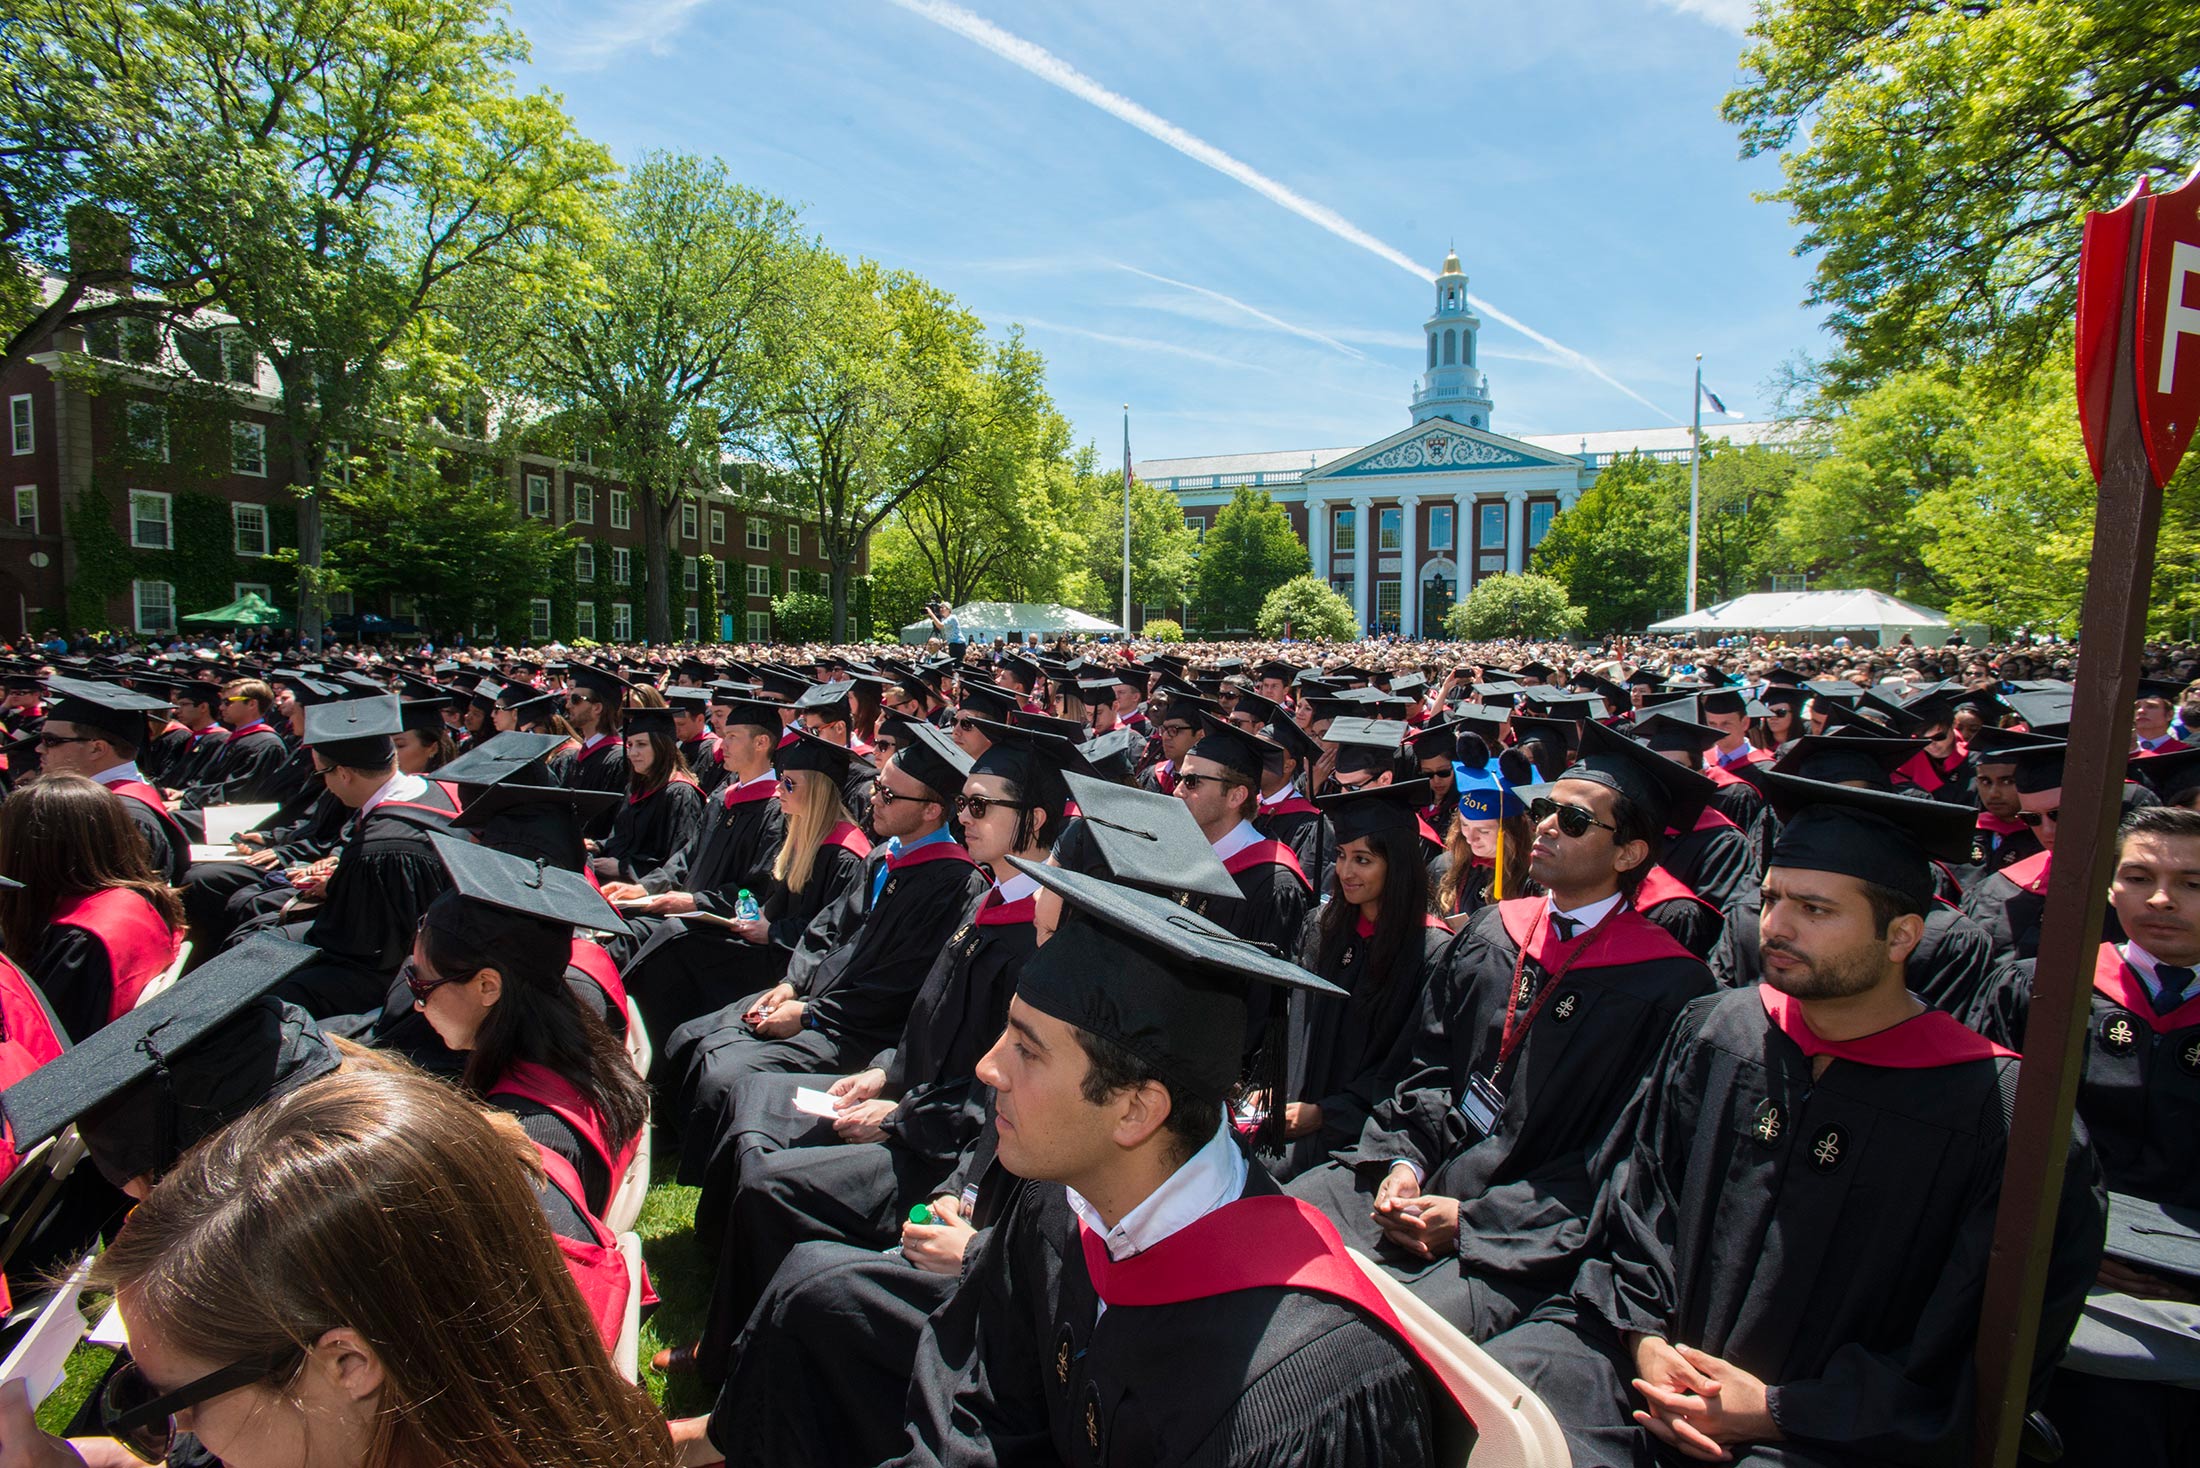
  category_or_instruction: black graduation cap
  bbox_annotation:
[437,731,568,788]
[1326,716,1408,777]
[1630,711,1727,759]
[675,657,720,685]
[40,674,171,746]
[1408,719,1459,763]
[1624,667,1668,689]
[2011,741,2068,794]
[715,696,784,737]
[1471,681,1528,703]
[1969,725,2060,763]
[1770,734,1926,790]
[2130,747,2200,803]
[1757,769,1976,906]
[892,719,974,799]
[1515,689,1601,723]
[1072,678,1119,707]
[1756,681,1808,711]
[1563,720,1712,833]
[776,727,864,784]
[664,687,713,716]
[794,679,855,723]
[1697,687,1751,718]
[1318,778,1432,844]
[1517,660,1558,683]
[165,679,223,708]
[1188,711,1266,782]
[1227,689,1286,727]
[450,781,620,871]
[958,680,1020,723]
[1813,699,1904,738]
[1006,858,1342,1097]
[1260,716,1321,771]
[566,665,629,707]
[2135,678,2188,706]
[0,934,321,1158]
[623,706,677,741]
[1510,714,1583,777]
[1255,659,1301,685]
[301,694,401,767]
[428,831,623,933]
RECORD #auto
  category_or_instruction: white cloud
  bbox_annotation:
[540,0,716,71]
[882,0,1677,422]
[1645,0,1756,34]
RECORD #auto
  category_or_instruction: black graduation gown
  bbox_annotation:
[1256,799,1335,892]
[265,781,460,1017]
[1486,986,2105,1468]
[892,1168,1438,1468]
[681,735,725,794]
[499,1096,615,1219]
[599,777,704,888]
[1659,813,1759,919]
[140,723,192,786]
[639,781,783,904]
[170,725,229,787]
[1189,841,1315,1058]
[26,925,122,1044]
[181,725,293,805]
[1273,914,1452,1180]
[1717,891,2005,1016]
[1633,866,1725,963]
[1288,897,1714,1340]
[566,734,626,839]
[693,902,1039,1379]
[111,788,187,884]
[1959,849,2050,966]
[1957,815,2042,887]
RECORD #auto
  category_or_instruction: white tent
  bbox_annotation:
[1647,589,1952,647]
[898,601,1125,646]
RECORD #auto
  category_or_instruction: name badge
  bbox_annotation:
[1457,1071,1507,1137]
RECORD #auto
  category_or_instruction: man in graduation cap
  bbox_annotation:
[1963,728,2048,879]
[160,679,230,794]
[1958,741,2073,965]
[1136,691,1204,796]
[1250,712,1333,884]
[232,695,462,1019]
[889,861,1472,1467]
[2133,679,2190,754]
[1967,804,2200,1466]
[1288,720,1716,1341]
[667,688,725,797]
[174,676,294,811]
[1173,713,1316,966]
[1486,772,2105,1468]
[26,675,190,882]
[561,665,629,837]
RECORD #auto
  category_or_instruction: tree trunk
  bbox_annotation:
[829,541,850,643]
[643,497,674,644]
[289,433,325,649]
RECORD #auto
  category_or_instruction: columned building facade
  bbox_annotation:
[1145,249,1767,637]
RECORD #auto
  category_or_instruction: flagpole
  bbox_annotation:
[1122,403,1133,636]
[1687,354,1702,614]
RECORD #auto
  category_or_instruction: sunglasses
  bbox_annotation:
[398,956,469,1004]
[869,785,929,808]
[1173,773,1242,794]
[101,1350,300,1463]
[2018,808,2059,827]
[954,793,1030,820]
[1529,795,1619,838]
[34,732,94,748]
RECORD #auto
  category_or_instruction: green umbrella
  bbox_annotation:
[181,592,293,628]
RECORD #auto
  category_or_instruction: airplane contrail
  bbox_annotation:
[884,0,1678,422]
[1113,263,1367,361]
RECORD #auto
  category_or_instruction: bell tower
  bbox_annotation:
[1412,247,1494,429]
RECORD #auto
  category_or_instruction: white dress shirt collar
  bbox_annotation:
[1066,1111,1246,1271]
[1210,819,1265,862]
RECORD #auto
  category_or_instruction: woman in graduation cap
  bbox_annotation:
[1270,780,1454,1180]
[392,698,458,775]
[592,704,703,890]
[407,834,649,1221]
[0,775,185,1041]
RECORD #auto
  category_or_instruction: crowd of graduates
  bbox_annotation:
[0,626,2187,1467]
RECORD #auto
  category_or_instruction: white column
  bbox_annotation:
[1398,494,1420,637]
[1454,490,1473,586]
[1558,486,1580,513]
[1307,492,1328,582]
[1505,488,1527,575]
[1351,494,1372,635]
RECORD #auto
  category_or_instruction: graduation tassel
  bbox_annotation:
[1494,821,1503,901]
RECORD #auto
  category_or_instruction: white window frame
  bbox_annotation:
[744,517,769,551]
[1377,506,1402,552]
[611,546,630,585]
[684,606,700,640]
[744,564,769,598]
[710,508,726,544]
[526,598,550,640]
[786,523,800,555]
[611,603,633,641]
[327,588,355,617]
[221,332,258,385]
[684,556,699,592]
[609,487,631,530]
[233,580,273,602]
[746,610,770,642]
[126,402,168,462]
[712,560,727,595]
[571,481,595,524]
[524,472,550,519]
[574,543,594,583]
[1428,504,1455,551]
[133,579,175,633]
[575,601,596,640]
[1478,502,1505,550]
[13,485,36,533]
[232,502,270,557]
[1331,506,1356,553]
[130,489,173,549]
[325,440,352,487]
[786,568,800,595]
[8,395,31,455]
[231,420,267,477]
[680,501,699,541]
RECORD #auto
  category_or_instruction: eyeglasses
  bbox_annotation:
[1159,722,1196,737]
[955,793,1031,820]
[34,732,94,748]
[869,784,929,807]
[952,717,983,732]
[398,957,469,1004]
[1173,773,1242,794]
[1529,796,1619,839]
[2018,808,2059,827]
[100,1349,300,1463]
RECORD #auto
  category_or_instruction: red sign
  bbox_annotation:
[2135,162,2200,485]
[2075,176,2146,483]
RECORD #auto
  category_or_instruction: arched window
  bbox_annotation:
[1427,334,1437,370]
[1445,288,1457,309]
[1463,331,1474,366]
[1443,329,1456,365]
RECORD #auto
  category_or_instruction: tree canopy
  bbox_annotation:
[1255,575,1356,641]
[1193,488,1311,632]
[1449,573,1586,641]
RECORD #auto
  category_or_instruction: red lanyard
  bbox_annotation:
[1495,906,1608,1081]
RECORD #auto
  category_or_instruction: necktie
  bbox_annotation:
[1550,912,1581,941]
[2150,966,2197,1015]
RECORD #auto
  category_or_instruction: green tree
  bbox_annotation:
[17,0,614,644]
[1255,575,1357,641]
[1691,443,1796,604]
[767,255,1016,641]
[1071,452,1198,621]
[1447,573,1586,641]
[495,153,803,642]
[771,588,834,642]
[1725,0,2200,393]
[1193,488,1311,631]
[1531,455,1684,632]
[321,455,569,638]
[865,524,941,639]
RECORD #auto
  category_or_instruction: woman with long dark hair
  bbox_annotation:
[594,705,702,887]
[394,698,458,774]
[0,774,184,1040]
[408,838,650,1220]
[1273,779,1452,1179]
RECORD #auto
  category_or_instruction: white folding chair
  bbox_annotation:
[613,1231,643,1383]
[603,1123,650,1234]
[623,995,651,1079]
[1346,1248,1572,1468]
[133,940,192,1010]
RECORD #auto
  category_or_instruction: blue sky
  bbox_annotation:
[505,0,1821,461]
